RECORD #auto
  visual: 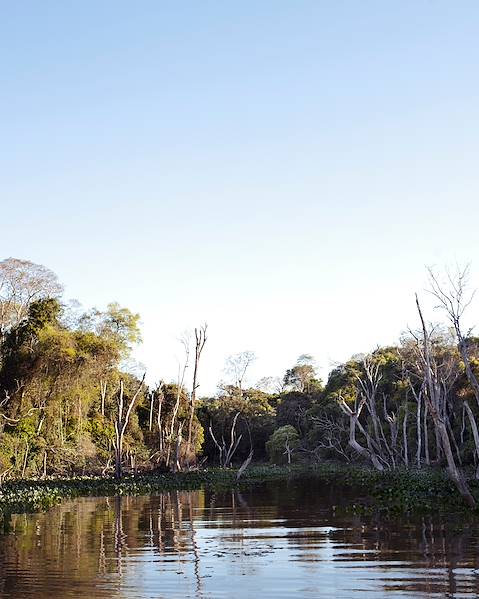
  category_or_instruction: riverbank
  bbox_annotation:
[0,463,478,516]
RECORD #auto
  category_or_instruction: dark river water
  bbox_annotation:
[0,478,478,598]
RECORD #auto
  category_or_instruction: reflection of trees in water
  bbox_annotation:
[2,484,479,597]
[265,480,479,597]
[0,491,207,598]
[207,481,479,597]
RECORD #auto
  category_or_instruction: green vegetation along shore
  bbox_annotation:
[4,258,479,514]
[1,463,479,520]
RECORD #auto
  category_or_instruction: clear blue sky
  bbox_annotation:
[2,1,479,393]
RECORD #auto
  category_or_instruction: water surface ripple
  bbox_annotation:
[0,479,477,598]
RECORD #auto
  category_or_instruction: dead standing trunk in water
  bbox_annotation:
[186,324,207,461]
[429,266,479,479]
[236,449,253,480]
[464,401,479,479]
[172,422,184,473]
[408,381,424,467]
[415,294,475,507]
[166,336,189,469]
[402,400,409,467]
[113,374,145,480]
[148,390,154,432]
[155,382,165,455]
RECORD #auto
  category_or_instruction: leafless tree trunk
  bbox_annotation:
[402,401,409,467]
[156,383,165,454]
[428,266,479,479]
[356,356,383,449]
[209,412,242,468]
[340,398,384,471]
[423,401,430,465]
[172,422,184,473]
[225,351,256,397]
[415,294,475,507]
[21,440,29,478]
[429,266,479,408]
[187,324,207,459]
[353,356,396,468]
[464,401,479,479]
[311,411,351,461]
[100,379,107,418]
[284,438,294,464]
[148,390,154,432]
[0,258,62,337]
[236,450,253,480]
[408,382,423,467]
[166,336,190,469]
[113,374,145,480]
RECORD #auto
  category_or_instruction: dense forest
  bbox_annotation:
[2,257,479,506]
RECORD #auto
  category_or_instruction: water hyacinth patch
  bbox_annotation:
[1,463,479,522]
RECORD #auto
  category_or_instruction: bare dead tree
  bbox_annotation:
[429,266,479,407]
[402,400,409,467]
[113,374,146,480]
[407,381,425,467]
[148,389,154,432]
[172,421,184,473]
[156,382,165,454]
[283,435,295,464]
[100,379,108,418]
[186,323,208,458]
[415,294,475,507]
[340,396,384,471]
[464,400,479,478]
[236,450,254,480]
[311,411,351,461]
[0,257,62,337]
[255,376,285,394]
[354,356,387,457]
[225,351,256,397]
[209,412,242,468]
[340,355,398,469]
[428,266,479,476]
[166,334,190,469]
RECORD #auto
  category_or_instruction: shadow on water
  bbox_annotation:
[1,477,479,598]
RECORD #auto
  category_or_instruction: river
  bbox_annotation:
[0,478,477,598]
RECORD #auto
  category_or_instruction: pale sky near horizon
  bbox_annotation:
[2,1,479,394]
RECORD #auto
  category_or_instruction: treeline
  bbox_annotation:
[3,258,479,506]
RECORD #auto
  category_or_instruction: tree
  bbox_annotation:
[168,334,190,472]
[428,266,479,479]
[255,376,284,394]
[0,258,62,338]
[186,324,208,459]
[266,425,300,464]
[79,303,141,358]
[113,374,146,479]
[415,294,475,507]
[224,351,256,396]
[429,266,479,409]
[283,354,321,393]
[209,411,242,468]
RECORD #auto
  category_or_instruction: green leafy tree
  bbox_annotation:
[283,354,322,393]
[266,425,300,464]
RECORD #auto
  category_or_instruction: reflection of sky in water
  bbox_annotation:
[1,481,479,598]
